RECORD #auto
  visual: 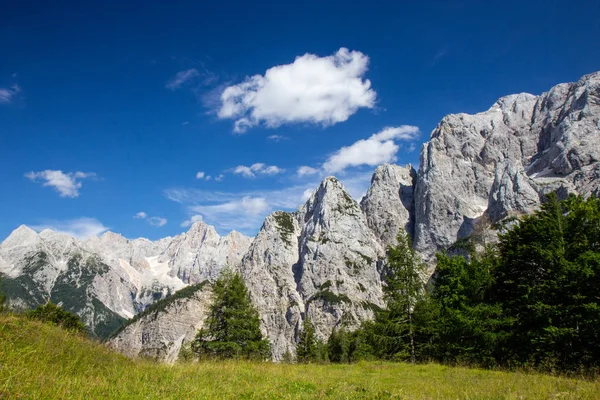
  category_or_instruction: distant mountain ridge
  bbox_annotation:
[3,70,600,358]
[0,222,251,337]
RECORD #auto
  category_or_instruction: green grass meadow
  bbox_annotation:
[1,313,598,399]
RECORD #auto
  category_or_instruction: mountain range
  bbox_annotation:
[2,70,599,360]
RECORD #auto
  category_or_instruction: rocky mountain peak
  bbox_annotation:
[99,231,129,245]
[1,225,38,249]
[300,176,360,223]
[361,163,417,248]
[414,70,600,259]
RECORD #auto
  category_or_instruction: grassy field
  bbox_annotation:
[1,314,599,399]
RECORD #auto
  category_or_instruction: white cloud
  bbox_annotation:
[181,214,204,228]
[215,174,225,182]
[165,184,313,234]
[196,171,213,181]
[30,217,109,239]
[147,216,168,227]
[165,168,375,236]
[297,166,319,177]
[0,84,21,104]
[217,48,376,133]
[323,125,419,174]
[267,135,287,142]
[192,196,269,217]
[25,170,97,198]
[263,165,283,175]
[232,163,284,178]
[133,211,167,227]
[188,197,269,232]
[301,188,313,202]
[166,68,200,90]
[233,166,254,178]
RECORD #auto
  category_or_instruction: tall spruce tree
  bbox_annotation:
[296,318,320,363]
[371,230,427,361]
[192,271,270,360]
[0,277,7,313]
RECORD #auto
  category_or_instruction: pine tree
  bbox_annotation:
[373,230,427,361]
[192,271,270,360]
[296,318,320,363]
[0,277,7,313]
[327,327,350,363]
[27,301,86,334]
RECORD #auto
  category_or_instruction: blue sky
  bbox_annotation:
[1,0,599,240]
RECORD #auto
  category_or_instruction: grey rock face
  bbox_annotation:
[238,177,385,360]
[109,283,213,363]
[158,222,251,284]
[296,177,384,338]
[414,72,600,258]
[361,163,417,247]
[237,211,304,360]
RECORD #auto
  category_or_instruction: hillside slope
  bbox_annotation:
[1,313,598,399]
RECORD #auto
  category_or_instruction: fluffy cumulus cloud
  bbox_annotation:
[232,163,284,178]
[133,211,167,227]
[323,126,419,174]
[31,217,109,239]
[196,171,212,181]
[25,170,96,198]
[0,84,21,104]
[166,68,200,90]
[217,48,376,133]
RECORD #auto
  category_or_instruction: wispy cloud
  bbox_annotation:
[25,170,97,198]
[217,47,376,133]
[133,211,167,227]
[147,217,168,227]
[165,170,373,235]
[431,47,450,67]
[297,166,319,177]
[30,217,109,239]
[267,135,288,142]
[0,84,21,104]
[166,68,200,90]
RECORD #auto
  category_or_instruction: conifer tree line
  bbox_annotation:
[322,193,600,373]
[2,193,598,374]
[176,192,600,372]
